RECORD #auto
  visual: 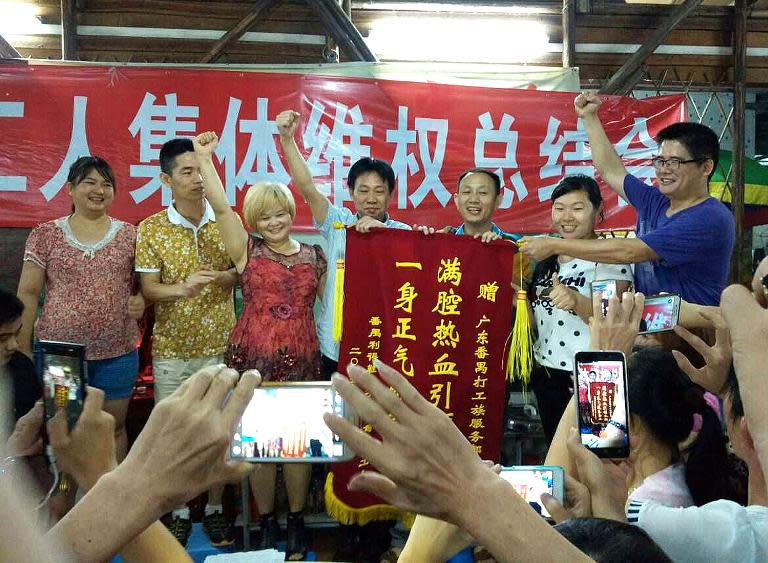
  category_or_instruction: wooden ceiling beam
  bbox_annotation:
[61,0,78,59]
[563,0,576,68]
[0,35,21,59]
[599,0,706,94]
[307,0,377,62]
[200,0,280,63]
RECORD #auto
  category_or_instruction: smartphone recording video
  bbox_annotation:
[38,340,87,430]
[591,279,618,317]
[639,294,681,334]
[499,466,564,518]
[231,382,354,463]
[574,351,629,458]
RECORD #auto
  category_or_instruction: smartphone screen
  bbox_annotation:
[574,351,629,458]
[591,280,618,317]
[38,340,87,431]
[639,294,681,334]
[499,466,564,518]
[231,383,353,463]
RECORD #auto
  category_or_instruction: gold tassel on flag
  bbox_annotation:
[332,221,346,342]
[505,271,534,390]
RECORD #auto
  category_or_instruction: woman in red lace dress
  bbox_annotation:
[195,132,326,560]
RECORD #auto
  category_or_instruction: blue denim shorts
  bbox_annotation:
[35,343,138,401]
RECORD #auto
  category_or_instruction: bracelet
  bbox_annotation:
[607,419,627,433]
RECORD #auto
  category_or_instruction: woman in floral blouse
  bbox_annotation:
[17,156,145,462]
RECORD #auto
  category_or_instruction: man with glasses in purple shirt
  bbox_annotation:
[520,92,735,306]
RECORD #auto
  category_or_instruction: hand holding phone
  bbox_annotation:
[574,351,629,458]
[231,382,355,463]
[499,466,565,518]
[591,279,632,317]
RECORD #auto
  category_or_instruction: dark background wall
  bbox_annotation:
[1,228,31,292]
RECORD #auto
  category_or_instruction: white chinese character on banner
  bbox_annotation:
[386,106,418,209]
[386,106,450,208]
[227,97,290,198]
[40,96,91,201]
[474,112,528,209]
[616,118,657,187]
[128,93,199,205]
[538,117,594,202]
[0,101,27,193]
[303,100,372,205]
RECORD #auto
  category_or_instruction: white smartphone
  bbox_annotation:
[639,294,681,334]
[230,382,355,463]
[499,465,565,518]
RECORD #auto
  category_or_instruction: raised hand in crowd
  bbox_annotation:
[721,283,768,481]
[276,109,301,139]
[45,366,259,562]
[573,91,601,118]
[589,290,645,356]
[672,309,731,396]
[324,361,592,563]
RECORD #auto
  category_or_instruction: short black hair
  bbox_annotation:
[0,286,24,326]
[725,364,744,422]
[160,138,195,175]
[551,174,603,211]
[347,158,396,194]
[555,518,672,563]
[67,156,116,191]
[457,168,501,196]
[656,122,720,182]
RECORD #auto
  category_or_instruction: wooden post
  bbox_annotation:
[201,0,278,64]
[60,0,77,60]
[731,0,747,283]
[0,35,21,59]
[562,0,576,69]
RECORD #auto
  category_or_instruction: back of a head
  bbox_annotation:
[656,122,719,180]
[159,138,194,175]
[0,287,23,325]
[554,518,672,563]
[628,346,729,505]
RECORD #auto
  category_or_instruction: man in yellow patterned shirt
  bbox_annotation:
[135,138,238,548]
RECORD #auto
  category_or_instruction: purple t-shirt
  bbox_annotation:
[624,174,734,306]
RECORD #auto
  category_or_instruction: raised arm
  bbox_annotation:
[575,92,629,201]
[277,110,330,225]
[16,261,45,358]
[193,132,249,272]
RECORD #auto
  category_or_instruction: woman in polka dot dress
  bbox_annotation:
[528,175,633,444]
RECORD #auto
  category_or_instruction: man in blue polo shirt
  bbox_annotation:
[519,92,734,306]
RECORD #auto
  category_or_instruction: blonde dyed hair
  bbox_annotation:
[242,181,296,230]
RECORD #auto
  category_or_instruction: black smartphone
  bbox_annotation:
[639,294,681,334]
[574,350,629,458]
[38,340,88,433]
[230,382,356,463]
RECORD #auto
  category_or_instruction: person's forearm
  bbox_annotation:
[573,292,594,323]
[198,155,230,214]
[140,279,188,303]
[552,238,654,265]
[455,474,593,563]
[17,291,38,357]
[280,135,329,223]
[47,466,166,563]
[119,522,191,563]
[544,398,577,476]
[582,114,627,194]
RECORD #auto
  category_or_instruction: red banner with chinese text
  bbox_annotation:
[327,229,514,522]
[0,63,685,232]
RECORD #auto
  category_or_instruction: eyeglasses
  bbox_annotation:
[650,156,707,170]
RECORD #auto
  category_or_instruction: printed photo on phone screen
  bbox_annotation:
[576,361,628,450]
[500,470,555,517]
